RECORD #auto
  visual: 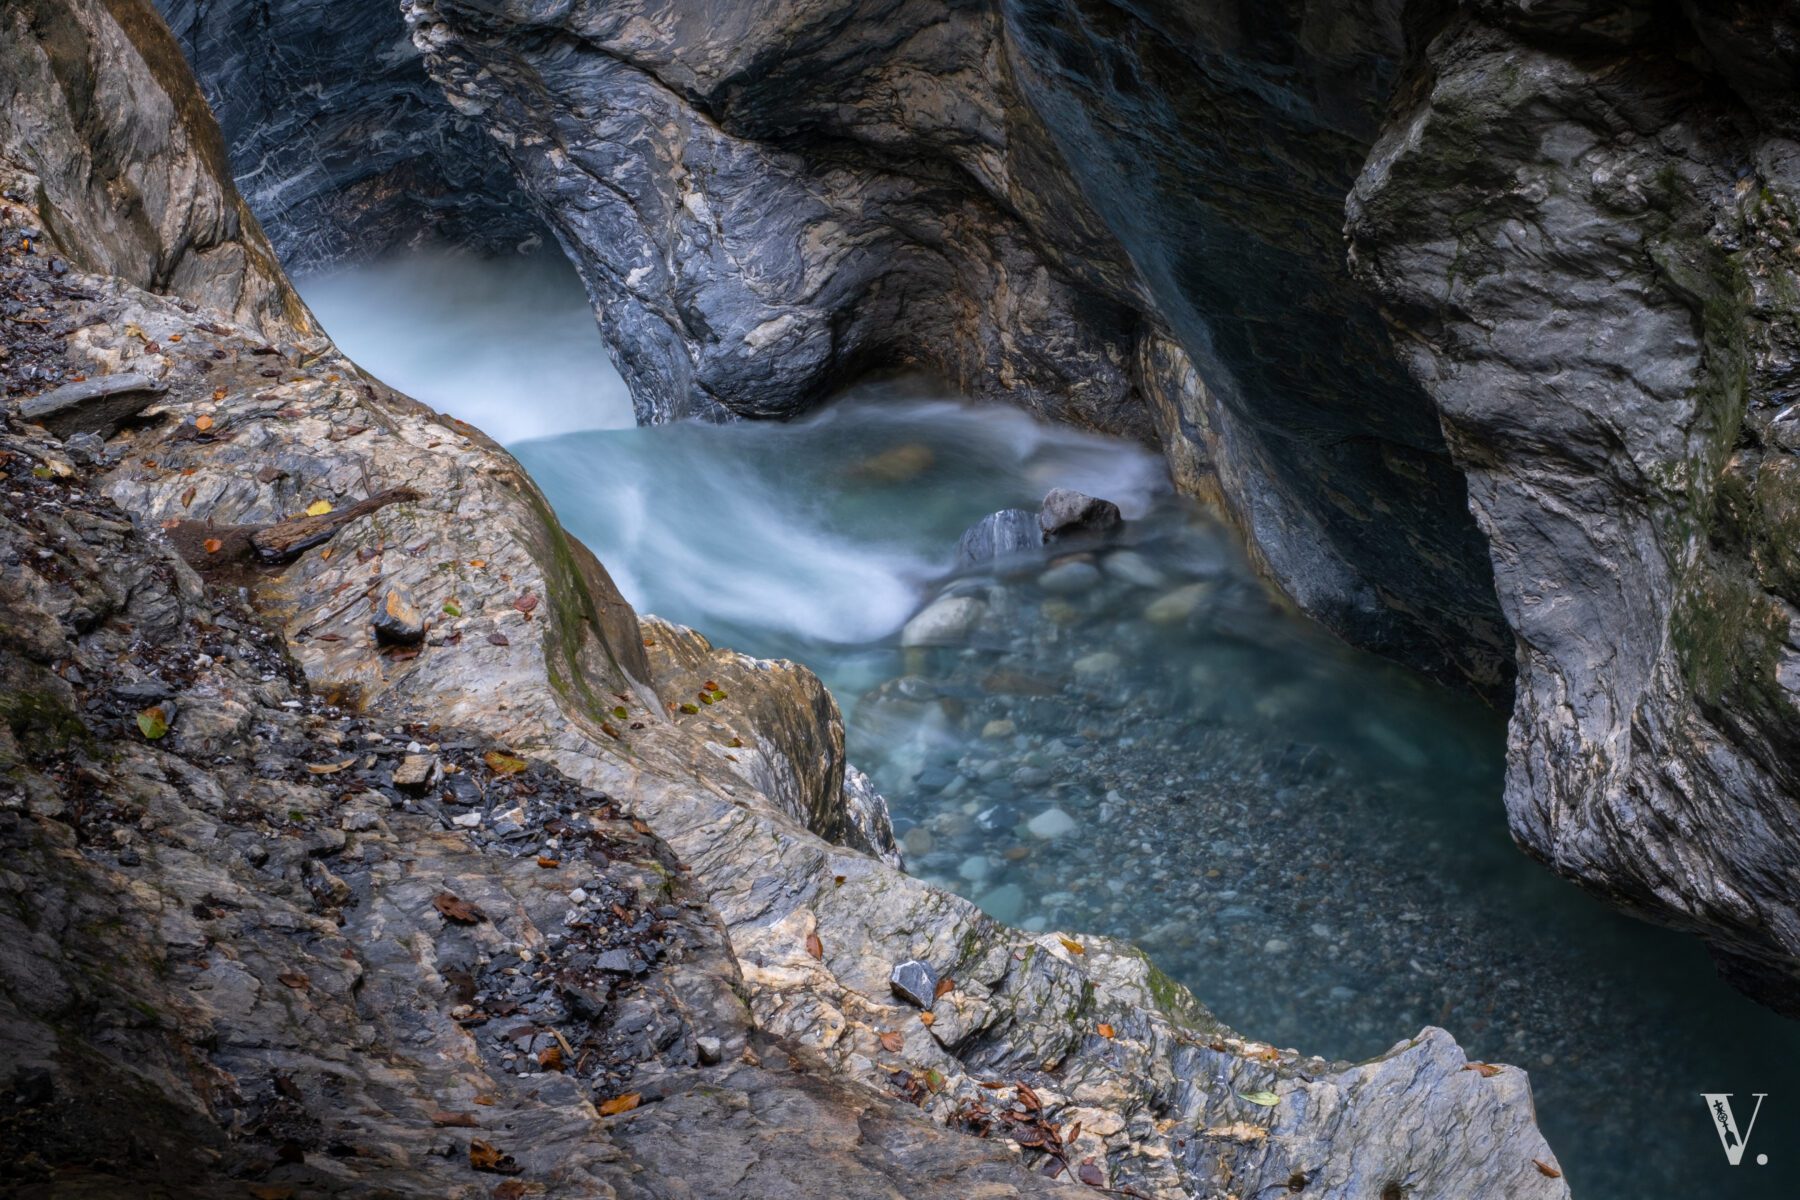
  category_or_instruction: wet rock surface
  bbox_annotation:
[0,17,1571,1194]
[151,0,545,269]
[1347,0,1800,1014]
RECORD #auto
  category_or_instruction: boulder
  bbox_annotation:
[955,507,1042,567]
[1039,488,1122,543]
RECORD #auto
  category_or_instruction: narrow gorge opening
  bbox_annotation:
[295,244,1800,1198]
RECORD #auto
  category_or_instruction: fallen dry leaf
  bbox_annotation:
[879,1030,904,1053]
[1058,936,1085,955]
[433,892,485,924]
[919,1012,935,1027]
[277,970,309,990]
[468,1138,520,1174]
[536,856,561,869]
[1096,1023,1115,1039]
[306,759,354,775]
[484,750,527,775]
[513,592,539,613]
[431,1111,479,1128]
[180,485,195,508]
[805,931,823,960]
[1463,1062,1503,1078]
[212,387,227,402]
[599,1093,641,1117]
[305,499,333,517]
[487,632,510,647]
[194,414,213,432]
[538,1045,564,1071]
[1077,1159,1104,1187]
[1533,1160,1562,1179]
[934,975,955,999]
[203,537,223,554]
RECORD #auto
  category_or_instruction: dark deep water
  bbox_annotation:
[301,251,1800,1200]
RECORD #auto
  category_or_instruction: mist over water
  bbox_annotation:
[513,394,1169,650]
[299,251,1800,1200]
[294,248,634,443]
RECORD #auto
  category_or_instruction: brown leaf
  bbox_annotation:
[919,1012,935,1027]
[433,892,485,924]
[277,970,309,990]
[484,750,527,775]
[203,537,223,554]
[537,1045,564,1071]
[598,1093,641,1117]
[1058,936,1085,955]
[491,1182,527,1200]
[1096,1023,1115,1039]
[431,1111,480,1128]
[934,976,955,999]
[1533,1160,1562,1179]
[1077,1158,1105,1187]
[487,632,511,647]
[513,592,539,613]
[1017,1083,1042,1111]
[805,931,823,960]
[879,1031,904,1053]
[1064,1121,1082,1146]
[468,1138,520,1174]
[536,856,561,869]
[211,388,227,402]
[1462,1061,1503,1078]
[180,485,196,508]
[195,414,214,432]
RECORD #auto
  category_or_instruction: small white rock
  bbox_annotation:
[1027,807,1077,839]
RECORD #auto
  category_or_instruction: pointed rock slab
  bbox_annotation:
[1039,488,1122,543]
[373,587,425,645]
[955,508,1043,568]
[18,372,166,438]
[889,959,939,1009]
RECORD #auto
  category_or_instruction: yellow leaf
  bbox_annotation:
[194,414,214,432]
[483,750,528,775]
[305,499,333,516]
[599,1093,641,1116]
[1096,1023,1115,1039]
[1058,937,1085,955]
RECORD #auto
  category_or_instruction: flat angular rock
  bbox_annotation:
[392,753,442,793]
[17,372,166,438]
[373,586,425,645]
[1039,488,1122,543]
[889,959,939,1009]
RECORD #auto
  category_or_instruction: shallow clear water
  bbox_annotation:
[312,254,1800,1200]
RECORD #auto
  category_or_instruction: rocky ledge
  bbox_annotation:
[0,2,1568,1197]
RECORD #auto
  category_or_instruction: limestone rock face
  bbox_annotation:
[1346,0,1800,1013]
[152,0,546,270]
[0,0,304,338]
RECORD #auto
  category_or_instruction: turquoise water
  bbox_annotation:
[307,254,1800,1199]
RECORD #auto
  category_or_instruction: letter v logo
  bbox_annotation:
[1701,1093,1768,1165]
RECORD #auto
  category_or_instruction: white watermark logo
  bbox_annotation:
[1701,1093,1769,1166]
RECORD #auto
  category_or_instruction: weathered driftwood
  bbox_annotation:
[167,487,419,570]
[18,372,167,437]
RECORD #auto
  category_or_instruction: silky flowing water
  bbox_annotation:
[302,251,1800,1199]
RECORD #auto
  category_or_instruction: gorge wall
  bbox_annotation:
[2,1,1570,1196]
[379,0,1800,1013]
